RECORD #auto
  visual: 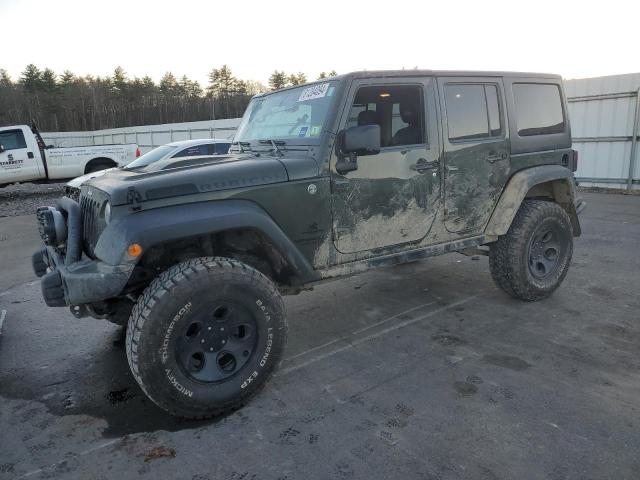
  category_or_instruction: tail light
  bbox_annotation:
[135,147,141,158]
[569,149,578,172]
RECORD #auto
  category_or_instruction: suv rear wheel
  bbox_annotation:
[125,257,287,419]
[489,199,573,301]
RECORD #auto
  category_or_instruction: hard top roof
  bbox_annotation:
[254,69,562,97]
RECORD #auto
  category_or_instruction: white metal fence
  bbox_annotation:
[42,118,242,155]
[565,73,640,190]
[41,74,640,190]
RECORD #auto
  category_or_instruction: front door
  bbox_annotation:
[436,77,511,233]
[0,128,38,183]
[331,78,441,254]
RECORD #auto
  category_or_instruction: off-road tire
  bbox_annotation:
[489,199,573,301]
[125,257,287,419]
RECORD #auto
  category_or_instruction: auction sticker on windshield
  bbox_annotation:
[299,83,330,102]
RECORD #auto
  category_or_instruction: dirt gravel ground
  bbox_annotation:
[0,182,66,218]
[0,192,639,480]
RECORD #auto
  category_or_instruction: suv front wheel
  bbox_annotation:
[125,257,287,419]
[489,199,573,301]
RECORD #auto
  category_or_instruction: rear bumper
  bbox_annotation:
[33,246,133,307]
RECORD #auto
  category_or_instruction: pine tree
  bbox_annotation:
[207,65,239,97]
[112,66,127,94]
[288,72,307,86]
[20,64,42,92]
[40,68,58,93]
[268,70,287,90]
[159,72,178,96]
[60,70,75,85]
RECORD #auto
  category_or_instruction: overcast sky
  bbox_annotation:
[1,0,638,86]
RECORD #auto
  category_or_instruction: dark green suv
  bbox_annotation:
[33,70,583,418]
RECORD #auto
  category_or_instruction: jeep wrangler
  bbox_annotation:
[32,70,583,418]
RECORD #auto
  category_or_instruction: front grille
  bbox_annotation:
[65,186,81,202]
[79,193,104,257]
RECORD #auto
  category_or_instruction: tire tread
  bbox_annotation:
[125,256,285,419]
[489,199,573,301]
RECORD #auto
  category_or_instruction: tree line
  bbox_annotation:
[0,65,337,132]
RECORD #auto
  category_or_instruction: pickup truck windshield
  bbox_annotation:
[125,144,177,169]
[234,81,337,144]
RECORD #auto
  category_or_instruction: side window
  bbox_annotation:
[513,83,565,136]
[172,144,209,158]
[0,129,27,151]
[345,102,378,130]
[444,83,503,142]
[345,85,425,148]
[214,143,231,154]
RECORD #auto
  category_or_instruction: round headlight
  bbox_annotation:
[103,202,111,224]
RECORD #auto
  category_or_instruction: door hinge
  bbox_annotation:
[127,187,142,211]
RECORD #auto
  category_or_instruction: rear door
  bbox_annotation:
[0,128,40,183]
[437,77,510,233]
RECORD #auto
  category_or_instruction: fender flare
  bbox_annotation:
[93,199,319,285]
[485,165,581,237]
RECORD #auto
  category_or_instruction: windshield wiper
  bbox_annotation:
[259,139,285,157]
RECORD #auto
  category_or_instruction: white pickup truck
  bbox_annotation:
[0,124,139,187]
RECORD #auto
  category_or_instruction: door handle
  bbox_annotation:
[411,158,438,173]
[486,152,507,163]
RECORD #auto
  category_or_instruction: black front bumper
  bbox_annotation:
[33,247,133,307]
[33,195,133,307]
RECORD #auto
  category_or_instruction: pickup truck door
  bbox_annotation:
[0,127,42,183]
[436,77,510,234]
[330,77,441,254]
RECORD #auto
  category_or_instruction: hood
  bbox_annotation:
[66,167,117,189]
[82,153,316,206]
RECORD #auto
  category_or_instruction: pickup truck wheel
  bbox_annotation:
[489,199,573,301]
[125,257,286,419]
[85,161,114,173]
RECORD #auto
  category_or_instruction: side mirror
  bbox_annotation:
[335,125,381,175]
[343,125,381,156]
[0,144,5,154]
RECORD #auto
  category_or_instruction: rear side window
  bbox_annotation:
[444,84,502,142]
[213,143,231,154]
[172,144,210,158]
[0,129,27,151]
[513,83,565,136]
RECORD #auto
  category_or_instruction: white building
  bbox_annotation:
[565,73,640,190]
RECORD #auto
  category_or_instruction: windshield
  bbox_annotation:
[125,144,177,169]
[234,81,338,144]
